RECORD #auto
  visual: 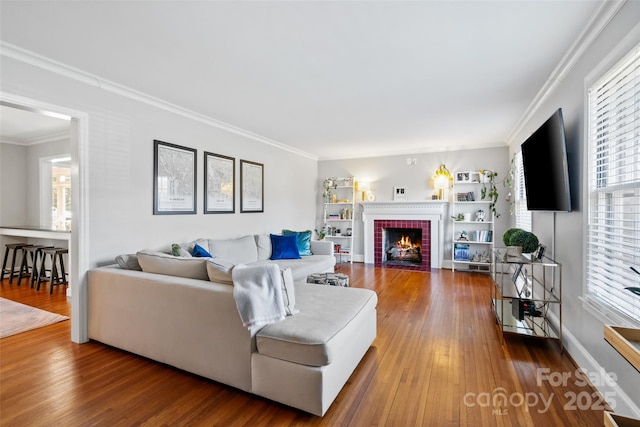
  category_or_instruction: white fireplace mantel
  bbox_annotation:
[361,201,448,269]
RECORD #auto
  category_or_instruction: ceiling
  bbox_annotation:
[0,105,70,145]
[0,1,604,160]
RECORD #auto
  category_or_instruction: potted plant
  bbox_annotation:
[322,178,337,203]
[479,159,516,218]
[315,228,326,241]
[503,228,539,259]
[479,170,500,218]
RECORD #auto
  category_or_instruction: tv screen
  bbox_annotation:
[521,108,572,211]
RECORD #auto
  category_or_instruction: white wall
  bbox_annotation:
[0,52,319,344]
[0,56,318,265]
[318,146,510,262]
[506,1,639,416]
[0,142,27,226]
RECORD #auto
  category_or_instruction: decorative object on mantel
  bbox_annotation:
[356,181,370,201]
[393,186,407,201]
[433,164,452,200]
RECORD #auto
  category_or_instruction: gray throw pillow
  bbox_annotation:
[115,254,142,271]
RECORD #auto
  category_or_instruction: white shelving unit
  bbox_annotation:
[451,170,494,273]
[322,177,355,264]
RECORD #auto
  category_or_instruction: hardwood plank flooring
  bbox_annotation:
[1,264,604,426]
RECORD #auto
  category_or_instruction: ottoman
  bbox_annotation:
[306,272,349,287]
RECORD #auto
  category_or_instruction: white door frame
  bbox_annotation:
[1,92,90,343]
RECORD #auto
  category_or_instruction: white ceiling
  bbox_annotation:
[0,104,70,145]
[0,1,604,159]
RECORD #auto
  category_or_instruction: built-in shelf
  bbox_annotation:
[322,177,355,264]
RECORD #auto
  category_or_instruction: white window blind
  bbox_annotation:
[514,151,532,232]
[586,43,640,323]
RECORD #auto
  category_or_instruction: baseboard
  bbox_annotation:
[547,311,640,418]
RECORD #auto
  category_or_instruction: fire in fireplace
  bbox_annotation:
[384,228,422,265]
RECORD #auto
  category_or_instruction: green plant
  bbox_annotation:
[508,230,539,253]
[502,228,522,246]
[315,228,326,240]
[479,159,516,218]
[480,170,500,218]
[322,178,337,203]
[451,213,464,221]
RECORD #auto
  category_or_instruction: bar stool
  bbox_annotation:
[17,245,52,288]
[1,243,33,284]
[37,247,68,294]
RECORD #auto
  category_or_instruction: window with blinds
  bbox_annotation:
[586,43,640,324]
[513,151,532,232]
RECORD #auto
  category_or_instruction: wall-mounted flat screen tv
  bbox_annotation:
[521,108,572,211]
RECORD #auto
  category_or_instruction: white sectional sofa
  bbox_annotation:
[88,234,378,416]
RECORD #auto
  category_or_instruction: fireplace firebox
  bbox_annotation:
[383,228,422,265]
[374,220,430,271]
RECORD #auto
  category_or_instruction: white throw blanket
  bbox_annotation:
[232,264,286,328]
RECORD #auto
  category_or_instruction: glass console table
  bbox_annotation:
[491,248,562,352]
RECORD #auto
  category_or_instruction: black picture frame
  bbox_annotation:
[240,159,264,213]
[204,152,235,214]
[153,140,197,215]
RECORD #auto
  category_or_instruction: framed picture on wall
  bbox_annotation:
[204,152,235,214]
[240,159,264,213]
[153,140,197,215]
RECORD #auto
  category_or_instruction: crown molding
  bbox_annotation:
[505,0,627,146]
[0,41,318,160]
[0,129,70,146]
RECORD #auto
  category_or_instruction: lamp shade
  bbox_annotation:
[433,164,452,189]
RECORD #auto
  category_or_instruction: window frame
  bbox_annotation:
[583,39,640,327]
[513,151,532,232]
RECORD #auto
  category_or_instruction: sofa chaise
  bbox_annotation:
[87,234,378,416]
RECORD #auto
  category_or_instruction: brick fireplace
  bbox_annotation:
[361,201,447,270]
[375,219,430,271]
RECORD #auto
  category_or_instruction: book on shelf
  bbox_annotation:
[469,230,493,242]
[454,243,470,261]
[456,191,476,202]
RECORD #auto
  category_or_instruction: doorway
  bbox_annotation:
[0,93,88,344]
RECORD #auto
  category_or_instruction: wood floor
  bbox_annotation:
[1,264,604,426]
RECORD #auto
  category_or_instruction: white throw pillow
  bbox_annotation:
[206,258,235,285]
[280,267,299,316]
[208,235,258,264]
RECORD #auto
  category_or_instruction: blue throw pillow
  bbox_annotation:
[282,229,312,256]
[192,243,213,258]
[270,234,301,260]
